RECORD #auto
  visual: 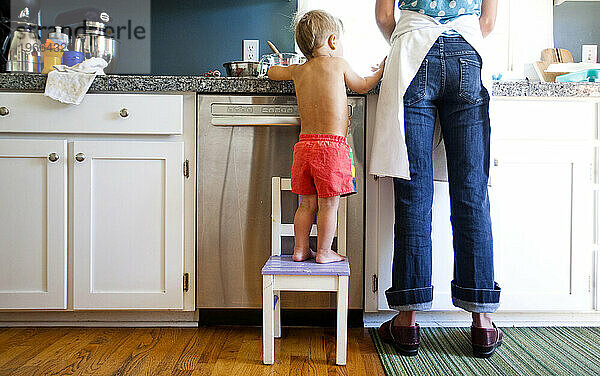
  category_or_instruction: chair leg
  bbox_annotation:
[263,275,274,364]
[274,290,281,338]
[336,276,349,366]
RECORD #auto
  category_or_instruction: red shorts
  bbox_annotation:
[291,134,357,198]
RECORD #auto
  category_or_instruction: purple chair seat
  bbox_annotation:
[261,255,350,276]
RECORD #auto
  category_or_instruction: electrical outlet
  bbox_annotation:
[243,40,259,62]
[582,45,598,63]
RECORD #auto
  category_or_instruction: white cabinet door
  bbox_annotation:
[491,142,594,311]
[72,141,184,310]
[0,139,67,309]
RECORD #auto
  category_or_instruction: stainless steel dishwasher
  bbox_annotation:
[197,95,365,309]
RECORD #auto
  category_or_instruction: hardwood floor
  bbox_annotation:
[0,327,384,376]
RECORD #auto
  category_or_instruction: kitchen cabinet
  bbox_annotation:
[490,142,594,310]
[489,98,597,311]
[0,139,67,309]
[0,93,195,313]
[365,96,599,313]
[72,141,184,310]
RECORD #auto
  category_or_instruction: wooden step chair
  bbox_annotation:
[262,177,350,366]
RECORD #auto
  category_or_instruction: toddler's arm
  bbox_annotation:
[342,58,385,94]
[267,65,297,81]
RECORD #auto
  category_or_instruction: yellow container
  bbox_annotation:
[41,39,64,74]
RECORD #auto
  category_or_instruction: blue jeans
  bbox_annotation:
[385,36,501,313]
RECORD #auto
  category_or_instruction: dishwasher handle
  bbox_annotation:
[211,116,300,126]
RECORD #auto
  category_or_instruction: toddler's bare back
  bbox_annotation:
[291,57,349,137]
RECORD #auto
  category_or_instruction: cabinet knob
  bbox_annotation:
[75,153,85,162]
[493,159,499,167]
[48,153,59,162]
[119,108,129,118]
[0,106,9,116]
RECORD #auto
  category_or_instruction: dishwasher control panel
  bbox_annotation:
[212,104,299,117]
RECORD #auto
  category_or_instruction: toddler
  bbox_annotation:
[268,10,385,263]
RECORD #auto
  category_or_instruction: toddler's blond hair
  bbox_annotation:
[294,10,343,59]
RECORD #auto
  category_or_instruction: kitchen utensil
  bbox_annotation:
[534,61,566,82]
[41,39,64,74]
[541,48,573,63]
[55,8,117,73]
[257,53,306,77]
[4,3,42,73]
[48,26,69,50]
[556,69,600,83]
[62,50,84,67]
[545,62,600,72]
[266,40,282,58]
[223,61,267,77]
[5,24,42,72]
[260,53,306,67]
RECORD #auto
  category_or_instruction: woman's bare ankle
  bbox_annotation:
[472,313,493,328]
[394,311,417,327]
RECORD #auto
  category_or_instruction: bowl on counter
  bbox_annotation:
[222,61,267,77]
[260,53,306,68]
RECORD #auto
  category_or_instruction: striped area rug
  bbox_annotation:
[370,327,600,376]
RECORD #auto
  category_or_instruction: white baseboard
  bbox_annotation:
[0,310,198,327]
[1,321,198,327]
[364,311,600,327]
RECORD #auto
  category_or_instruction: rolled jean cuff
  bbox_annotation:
[451,281,501,313]
[385,286,433,312]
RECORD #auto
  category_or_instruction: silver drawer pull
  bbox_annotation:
[493,159,499,167]
[75,153,85,162]
[48,153,59,162]
[0,106,9,116]
[119,108,129,118]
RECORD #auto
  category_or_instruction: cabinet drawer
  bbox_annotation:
[0,93,183,134]
[490,98,598,141]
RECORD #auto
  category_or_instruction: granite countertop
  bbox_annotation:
[1,73,600,97]
[492,81,600,97]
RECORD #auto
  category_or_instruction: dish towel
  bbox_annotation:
[44,57,108,105]
[369,12,491,180]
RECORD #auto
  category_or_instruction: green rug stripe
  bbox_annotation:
[551,327,600,372]
[369,327,600,376]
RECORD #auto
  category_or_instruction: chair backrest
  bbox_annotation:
[271,177,347,256]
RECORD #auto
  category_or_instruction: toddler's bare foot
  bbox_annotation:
[316,249,345,264]
[292,247,317,262]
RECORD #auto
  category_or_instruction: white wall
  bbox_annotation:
[298,0,555,78]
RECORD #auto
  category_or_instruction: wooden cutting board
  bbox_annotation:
[541,48,574,63]
[535,61,568,82]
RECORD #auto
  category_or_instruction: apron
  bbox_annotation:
[369,11,491,180]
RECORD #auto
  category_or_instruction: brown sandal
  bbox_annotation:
[471,322,503,358]
[378,316,420,357]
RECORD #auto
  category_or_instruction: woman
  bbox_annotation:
[372,0,502,358]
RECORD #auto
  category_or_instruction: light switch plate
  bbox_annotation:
[243,40,259,62]
[582,45,598,63]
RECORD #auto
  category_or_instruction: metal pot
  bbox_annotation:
[73,19,117,73]
[5,23,42,73]
[222,61,267,77]
[55,9,117,73]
